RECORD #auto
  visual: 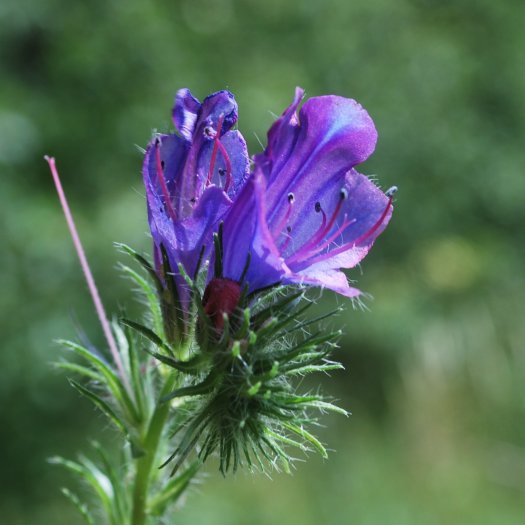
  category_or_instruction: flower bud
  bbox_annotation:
[202,277,242,331]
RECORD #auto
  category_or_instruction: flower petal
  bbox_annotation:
[283,169,392,271]
[261,93,378,224]
[143,133,191,217]
[220,170,283,291]
[199,90,238,134]
[173,88,201,141]
[195,130,249,198]
[172,89,238,140]
[255,86,304,176]
[174,186,232,257]
[284,267,361,298]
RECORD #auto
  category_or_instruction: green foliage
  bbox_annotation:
[159,284,346,476]
[3,1,525,523]
[52,245,345,523]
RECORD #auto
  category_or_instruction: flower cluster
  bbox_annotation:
[144,87,393,340]
[47,86,394,523]
[137,87,394,473]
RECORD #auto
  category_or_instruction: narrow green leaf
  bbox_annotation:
[68,379,128,435]
[251,290,304,326]
[302,399,349,416]
[59,340,140,424]
[283,422,328,458]
[54,361,104,383]
[115,242,162,293]
[284,363,344,376]
[120,319,146,418]
[141,346,206,375]
[119,264,164,337]
[261,436,291,473]
[148,462,200,515]
[60,488,95,525]
[161,372,217,403]
[160,244,186,342]
[49,456,115,523]
[91,441,128,522]
[120,318,173,356]
[266,429,307,451]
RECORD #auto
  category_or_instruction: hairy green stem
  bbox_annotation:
[131,373,178,525]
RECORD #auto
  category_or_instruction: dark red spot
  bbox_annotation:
[202,278,241,331]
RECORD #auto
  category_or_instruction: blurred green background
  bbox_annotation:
[2,0,525,523]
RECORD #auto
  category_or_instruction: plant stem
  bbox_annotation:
[131,373,178,525]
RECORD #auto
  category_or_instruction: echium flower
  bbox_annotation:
[143,89,249,343]
[205,87,394,320]
[152,88,396,474]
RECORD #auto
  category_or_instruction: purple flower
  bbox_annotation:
[143,89,249,328]
[215,87,393,299]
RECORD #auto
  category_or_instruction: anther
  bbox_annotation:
[218,168,226,176]
[315,201,322,213]
[385,186,398,198]
[273,191,295,241]
[281,226,293,251]
[204,126,216,138]
[340,188,348,200]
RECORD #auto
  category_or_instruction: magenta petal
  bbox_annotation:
[195,130,249,198]
[220,171,283,291]
[284,268,361,298]
[263,94,378,220]
[171,187,232,278]
[255,87,304,176]
[284,169,392,272]
[173,88,201,141]
[218,89,392,299]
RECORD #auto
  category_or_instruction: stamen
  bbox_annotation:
[352,195,393,246]
[303,194,394,268]
[205,115,225,187]
[280,225,293,252]
[291,215,357,264]
[314,201,327,231]
[385,186,398,198]
[215,137,233,192]
[44,156,132,395]
[155,139,177,222]
[286,189,347,265]
[273,192,295,240]
[204,126,216,138]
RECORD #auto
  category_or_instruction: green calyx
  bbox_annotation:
[54,244,348,525]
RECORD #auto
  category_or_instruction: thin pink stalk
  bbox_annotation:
[45,155,132,394]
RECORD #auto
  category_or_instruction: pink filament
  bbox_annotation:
[286,197,345,266]
[291,215,357,265]
[215,139,233,192]
[273,198,295,242]
[280,228,293,253]
[302,197,393,267]
[352,196,393,246]
[155,141,177,221]
[45,156,132,395]
[205,115,225,187]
